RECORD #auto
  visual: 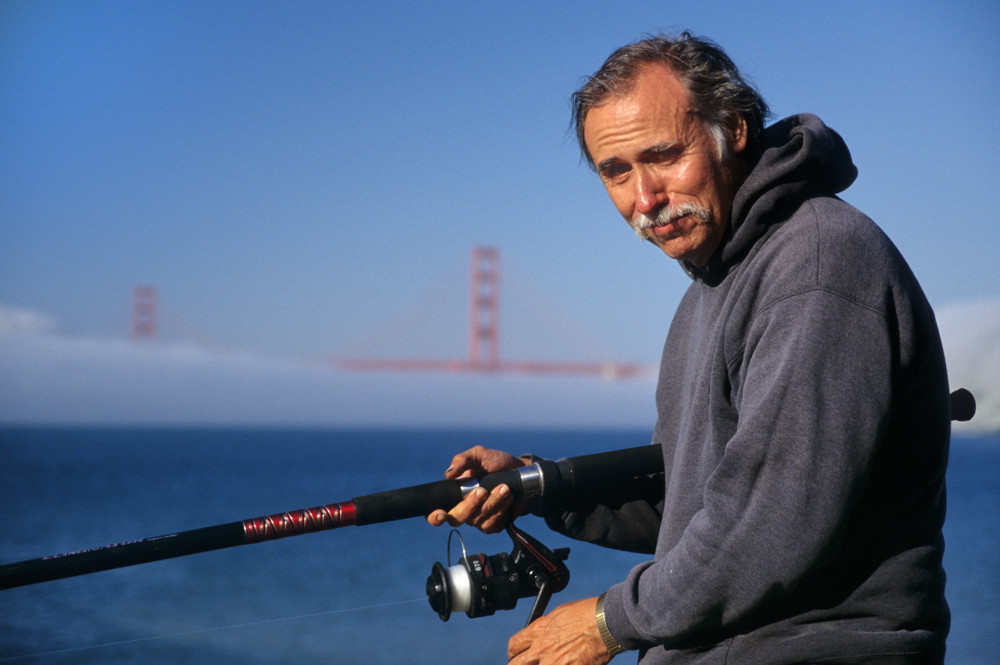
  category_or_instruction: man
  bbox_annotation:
[428,33,951,664]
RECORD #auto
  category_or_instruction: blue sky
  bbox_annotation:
[1,1,998,429]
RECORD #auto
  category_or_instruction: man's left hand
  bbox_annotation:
[507,597,614,665]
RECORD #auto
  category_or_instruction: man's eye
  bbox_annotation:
[649,146,681,164]
[602,163,630,180]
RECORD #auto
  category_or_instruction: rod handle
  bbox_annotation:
[353,480,464,525]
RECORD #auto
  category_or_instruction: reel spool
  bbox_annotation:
[426,524,569,626]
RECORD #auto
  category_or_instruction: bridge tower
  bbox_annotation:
[468,247,500,369]
[132,285,157,341]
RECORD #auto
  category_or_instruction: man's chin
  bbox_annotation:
[645,233,693,261]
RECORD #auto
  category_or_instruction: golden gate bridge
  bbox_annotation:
[130,247,652,380]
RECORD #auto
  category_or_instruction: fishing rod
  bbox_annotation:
[0,443,663,591]
[1,387,977,610]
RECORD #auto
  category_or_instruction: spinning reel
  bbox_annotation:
[426,524,570,626]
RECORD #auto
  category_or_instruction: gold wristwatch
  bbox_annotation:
[596,592,627,656]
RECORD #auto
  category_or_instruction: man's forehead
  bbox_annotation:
[583,65,697,157]
[592,63,692,118]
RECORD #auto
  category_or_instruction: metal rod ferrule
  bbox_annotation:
[518,463,544,499]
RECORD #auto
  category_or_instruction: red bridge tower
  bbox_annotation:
[331,247,649,378]
[132,285,157,341]
[469,246,500,370]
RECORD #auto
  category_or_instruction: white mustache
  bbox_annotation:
[632,202,713,240]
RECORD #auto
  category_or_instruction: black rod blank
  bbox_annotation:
[1,387,973,592]
[0,444,665,590]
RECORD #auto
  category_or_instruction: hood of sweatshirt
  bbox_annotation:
[687,114,859,282]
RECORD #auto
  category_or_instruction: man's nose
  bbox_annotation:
[633,166,666,216]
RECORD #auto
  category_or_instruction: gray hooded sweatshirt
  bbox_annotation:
[544,115,951,664]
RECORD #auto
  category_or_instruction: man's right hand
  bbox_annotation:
[426,445,528,534]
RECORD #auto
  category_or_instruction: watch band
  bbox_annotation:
[596,591,627,656]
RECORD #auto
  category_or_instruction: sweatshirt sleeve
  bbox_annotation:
[602,284,895,649]
[535,465,665,555]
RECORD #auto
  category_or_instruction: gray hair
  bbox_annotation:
[571,32,770,167]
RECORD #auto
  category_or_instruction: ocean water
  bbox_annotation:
[0,428,996,664]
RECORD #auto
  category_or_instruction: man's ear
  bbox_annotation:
[731,115,749,155]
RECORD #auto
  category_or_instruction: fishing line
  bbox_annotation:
[0,597,425,663]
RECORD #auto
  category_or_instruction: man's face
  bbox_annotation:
[583,64,746,267]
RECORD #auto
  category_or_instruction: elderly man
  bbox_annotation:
[428,33,950,665]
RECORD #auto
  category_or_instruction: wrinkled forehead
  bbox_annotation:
[583,66,699,147]
[580,63,698,160]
